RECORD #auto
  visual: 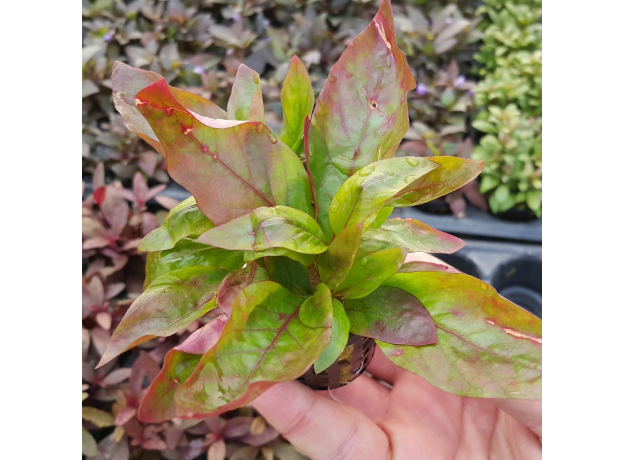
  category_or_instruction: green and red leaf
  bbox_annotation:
[333,230,407,299]
[144,238,244,289]
[299,284,333,329]
[307,0,416,238]
[280,56,314,154]
[388,157,485,207]
[375,218,465,254]
[343,286,436,346]
[314,299,350,373]
[227,64,265,122]
[198,206,328,254]
[329,157,438,235]
[111,61,225,157]
[174,281,332,417]
[265,256,312,296]
[97,266,229,367]
[217,263,271,317]
[243,247,315,267]
[138,315,229,423]
[398,261,462,274]
[380,271,542,399]
[135,79,312,225]
[317,223,363,289]
[139,197,215,252]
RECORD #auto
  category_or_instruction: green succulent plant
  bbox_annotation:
[472,104,542,216]
[97,0,541,423]
[473,0,542,216]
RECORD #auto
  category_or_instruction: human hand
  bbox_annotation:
[252,350,542,460]
[253,252,541,460]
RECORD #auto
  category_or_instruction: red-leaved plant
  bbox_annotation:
[98,0,541,423]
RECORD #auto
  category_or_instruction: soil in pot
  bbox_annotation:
[415,198,452,215]
[297,334,376,391]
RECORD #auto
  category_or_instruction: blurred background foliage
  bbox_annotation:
[82,1,541,458]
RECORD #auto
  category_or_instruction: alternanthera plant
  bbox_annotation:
[98,0,541,423]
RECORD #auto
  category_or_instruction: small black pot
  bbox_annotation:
[297,334,376,390]
[415,198,452,215]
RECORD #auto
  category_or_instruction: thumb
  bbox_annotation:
[252,380,390,460]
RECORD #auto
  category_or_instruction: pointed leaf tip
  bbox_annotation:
[97,266,229,368]
[308,0,416,238]
[228,64,264,122]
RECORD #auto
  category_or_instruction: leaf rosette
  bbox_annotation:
[99,0,541,421]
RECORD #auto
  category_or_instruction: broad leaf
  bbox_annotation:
[138,315,228,423]
[308,0,417,238]
[333,228,408,299]
[314,299,350,373]
[217,263,271,317]
[317,224,363,289]
[387,156,484,207]
[299,284,333,329]
[174,281,332,417]
[329,157,438,235]
[243,248,315,267]
[280,56,314,154]
[227,64,264,122]
[198,206,328,254]
[265,256,312,296]
[135,79,312,225]
[375,218,465,253]
[371,207,394,228]
[380,271,542,399]
[144,238,244,289]
[343,286,436,346]
[139,197,215,252]
[98,266,229,367]
[112,62,225,157]
[398,261,461,274]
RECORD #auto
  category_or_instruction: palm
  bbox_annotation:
[254,351,542,460]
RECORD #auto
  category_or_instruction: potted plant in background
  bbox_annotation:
[97,0,541,425]
[471,0,542,219]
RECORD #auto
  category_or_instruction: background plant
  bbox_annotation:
[472,0,542,216]
[472,104,542,215]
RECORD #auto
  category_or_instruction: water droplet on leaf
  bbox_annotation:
[255,124,264,133]
[480,282,487,290]
[269,134,278,144]
[404,175,417,184]
[253,75,260,84]
[360,257,368,266]
[331,204,338,212]
[329,74,337,83]
[406,157,419,167]
[387,170,395,176]
[359,165,375,177]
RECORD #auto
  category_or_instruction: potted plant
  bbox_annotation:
[98,0,541,423]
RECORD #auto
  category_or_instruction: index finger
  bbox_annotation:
[252,380,390,460]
